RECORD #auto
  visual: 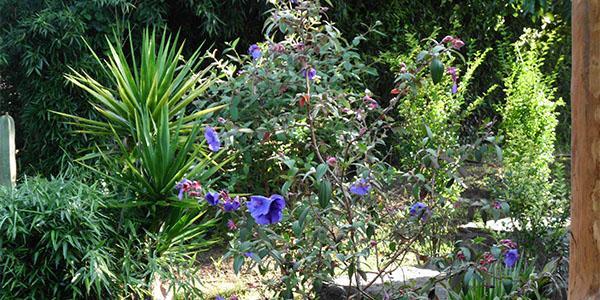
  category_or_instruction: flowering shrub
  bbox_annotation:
[202,0,505,298]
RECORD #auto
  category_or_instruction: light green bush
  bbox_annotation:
[500,27,567,245]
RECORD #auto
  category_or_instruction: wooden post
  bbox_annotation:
[570,0,600,298]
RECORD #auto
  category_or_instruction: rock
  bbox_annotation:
[324,266,442,299]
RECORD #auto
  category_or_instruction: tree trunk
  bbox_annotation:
[570,0,600,298]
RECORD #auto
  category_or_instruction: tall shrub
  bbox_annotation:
[500,28,566,245]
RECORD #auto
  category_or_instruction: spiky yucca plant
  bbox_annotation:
[54,29,229,201]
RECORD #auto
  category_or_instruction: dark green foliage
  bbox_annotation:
[0,176,115,298]
[0,0,266,175]
[0,0,166,174]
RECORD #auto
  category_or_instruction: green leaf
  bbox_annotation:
[318,180,332,209]
[464,266,475,287]
[282,180,292,196]
[316,163,328,181]
[233,256,244,274]
[502,278,513,293]
[459,247,472,261]
[491,246,501,258]
[430,58,444,84]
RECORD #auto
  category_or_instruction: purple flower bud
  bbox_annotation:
[363,95,379,109]
[500,239,518,249]
[493,201,502,209]
[301,67,317,80]
[447,67,459,94]
[175,178,192,200]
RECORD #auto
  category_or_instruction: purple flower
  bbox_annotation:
[350,178,371,196]
[205,192,220,206]
[409,202,430,221]
[223,196,241,212]
[301,67,317,80]
[204,126,221,152]
[215,296,225,300]
[248,44,261,60]
[504,249,519,268]
[447,67,459,94]
[247,194,286,225]
[244,252,255,258]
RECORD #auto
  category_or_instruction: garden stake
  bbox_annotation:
[0,113,16,188]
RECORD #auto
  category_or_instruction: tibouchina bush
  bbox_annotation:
[198,0,504,298]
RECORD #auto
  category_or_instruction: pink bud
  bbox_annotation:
[326,156,337,166]
[452,39,465,50]
[441,35,454,43]
[270,43,286,53]
[227,219,237,230]
[191,181,201,190]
